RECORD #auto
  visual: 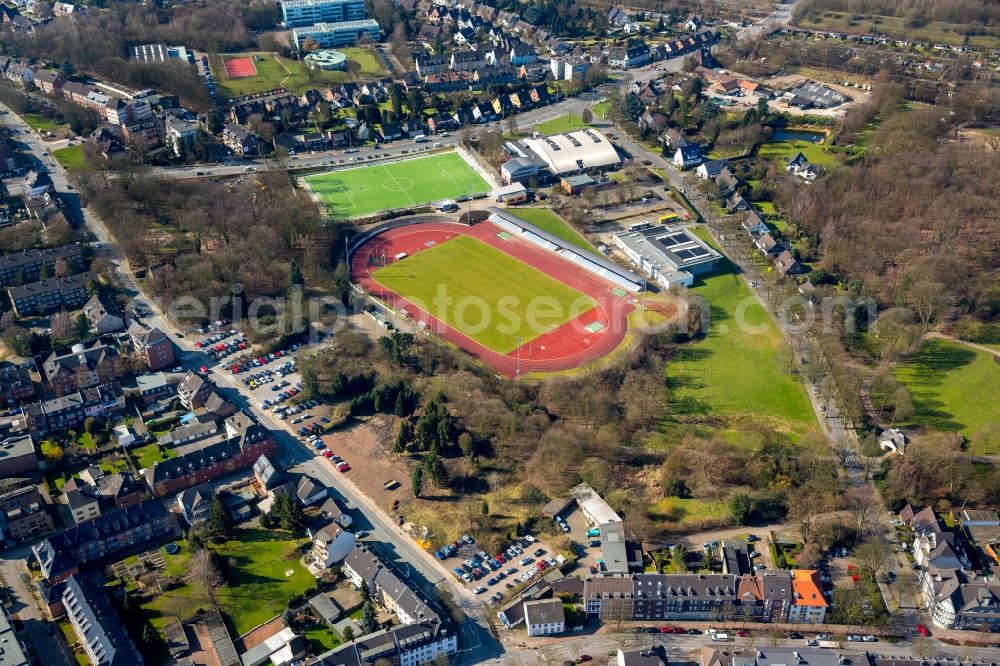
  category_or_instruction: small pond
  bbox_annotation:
[772,129,826,143]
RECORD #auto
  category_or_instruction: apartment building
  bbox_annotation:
[0,485,53,542]
[281,0,365,27]
[128,322,174,371]
[34,499,180,583]
[63,572,144,665]
[21,383,125,439]
[42,341,119,396]
[7,271,93,317]
[291,18,380,49]
[0,244,82,286]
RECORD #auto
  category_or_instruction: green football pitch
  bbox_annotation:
[372,235,595,353]
[303,152,491,218]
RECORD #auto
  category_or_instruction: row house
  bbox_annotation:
[921,567,1000,632]
[20,382,124,439]
[33,70,66,94]
[63,572,144,666]
[0,485,54,542]
[450,50,486,71]
[0,244,82,286]
[222,123,259,156]
[42,340,120,396]
[585,571,795,623]
[143,411,275,497]
[0,364,35,406]
[7,270,93,317]
[127,322,174,371]
[33,498,180,583]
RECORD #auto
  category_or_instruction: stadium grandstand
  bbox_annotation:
[503,129,622,178]
[486,208,643,293]
[612,222,721,289]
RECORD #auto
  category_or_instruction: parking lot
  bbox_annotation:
[436,533,568,607]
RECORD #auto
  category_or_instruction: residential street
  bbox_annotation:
[0,550,76,666]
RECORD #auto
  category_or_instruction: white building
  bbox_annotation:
[612,224,721,290]
[308,522,356,568]
[524,598,565,636]
[164,117,199,157]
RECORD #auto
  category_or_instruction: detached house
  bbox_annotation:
[672,143,703,169]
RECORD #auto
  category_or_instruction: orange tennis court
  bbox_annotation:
[223,57,257,78]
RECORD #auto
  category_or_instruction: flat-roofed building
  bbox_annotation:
[613,224,721,289]
[281,0,365,27]
[292,19,380,49]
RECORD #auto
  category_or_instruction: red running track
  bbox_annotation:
[350,220,638,377]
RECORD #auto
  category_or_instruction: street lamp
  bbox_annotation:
[515,335,523,378]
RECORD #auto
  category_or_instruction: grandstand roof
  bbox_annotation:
[520,129,621,175]
[486,208,642,288]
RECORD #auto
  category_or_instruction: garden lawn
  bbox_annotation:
[303,625,342,652]
[53,144,85,170]
[892,339,1000,444]
[758,138,839,168]
[534,113,592,135]
[22,113,62,133]
[339,47,386,77]
[143,528,314,635]
[373,235,595,354]
[665,228,817,437]
[303,152,489,218]
[130,443,175,470]
[511,208,596,254]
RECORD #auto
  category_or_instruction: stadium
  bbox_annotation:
[349,208,650,377]
[302,151,493,219]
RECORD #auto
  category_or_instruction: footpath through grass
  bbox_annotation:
[665,229,817,438]
[510,207,596,254]
[304,152,490,218]
[373,235,595,353]
[893,338,1000,441]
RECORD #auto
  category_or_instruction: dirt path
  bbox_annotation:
[926,330,999,356]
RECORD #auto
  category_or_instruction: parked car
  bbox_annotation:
[916,624,930,636]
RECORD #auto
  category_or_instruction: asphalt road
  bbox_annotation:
[0,550,76,666]
[737,0,801,41]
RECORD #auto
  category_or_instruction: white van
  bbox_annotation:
[712,633,729,642]
[413,135,428,143]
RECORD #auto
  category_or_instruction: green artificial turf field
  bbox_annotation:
[372,235,595,353]
[893,338,1000,440]
[304,152,490,218]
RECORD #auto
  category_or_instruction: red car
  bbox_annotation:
[916,624,930,636]
[659,627,674,634]
[577,657,592,663]
[200,365,209,373]
[322,450,334,458]
[336,462,351,472]
[737,630,749,637]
